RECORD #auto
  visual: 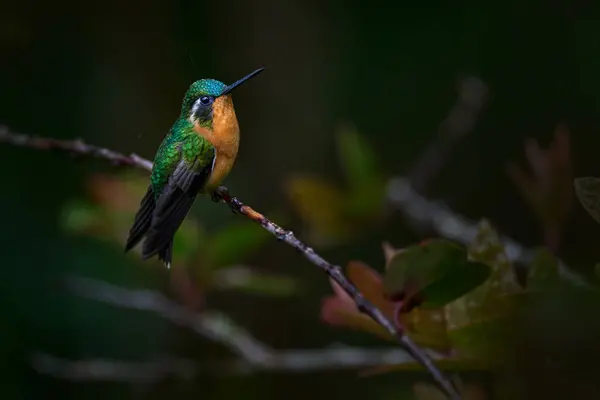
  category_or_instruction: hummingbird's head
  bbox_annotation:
[182,67,264,129]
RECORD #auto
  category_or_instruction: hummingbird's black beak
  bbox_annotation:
[220,67,265,96]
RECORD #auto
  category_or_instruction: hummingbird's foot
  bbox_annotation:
[211,186,239,215]
[211,186,231,205]
[211,191,222,203]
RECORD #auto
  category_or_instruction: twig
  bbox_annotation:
[55,276,437,376]
[31,345,425,382]
[408,76,488,194]
[31,353,198,382]
[213,186,458,397]
[0,125,459,399]
[387,177,588,286]
[0,127,153,170]
[65,276,273,365]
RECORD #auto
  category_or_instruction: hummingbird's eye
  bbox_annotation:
[199,96,212,105]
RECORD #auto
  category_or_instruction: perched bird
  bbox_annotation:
[125,67,265,268]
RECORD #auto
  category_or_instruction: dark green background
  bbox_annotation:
[2,1,600,399]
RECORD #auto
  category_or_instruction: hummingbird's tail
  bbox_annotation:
[125,184,173,268]
[157,241,173,269]
[131,162,206,269]
[141,176,201,267]
[125,185,155,252]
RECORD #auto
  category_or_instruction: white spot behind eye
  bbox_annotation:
[190,98,204,123]
[190,99,202,124]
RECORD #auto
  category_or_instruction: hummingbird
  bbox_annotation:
[124,67,265,268]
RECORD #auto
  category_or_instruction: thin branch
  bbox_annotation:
[65,276,273,365]
[212,186,458,397]
[0,125,459,399]
[55,276,436,377]
[0,127,153,171]
[213,186,457,397]
[32,345,424,382]
[408,76,488,194]
[387,177,588,286]
[31,353,198,382]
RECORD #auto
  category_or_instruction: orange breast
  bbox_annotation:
[193,95,240,192]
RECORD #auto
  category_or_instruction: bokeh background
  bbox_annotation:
[3,1,600,399]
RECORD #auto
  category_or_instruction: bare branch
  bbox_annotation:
[65,274,442,370]
[35,276,437,382]
[65,276,273,365]
[213,186,458,397]
[408,76,488,193]
[31,345,425,382]
[0,125,459,399]
[31,353,198,382]
[387,177,588,286]
[0,126,152,171]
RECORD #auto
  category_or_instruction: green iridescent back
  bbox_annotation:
[151,122,214,199]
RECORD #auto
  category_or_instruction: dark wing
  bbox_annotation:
[141,154,215,262]
[124,185,155,252]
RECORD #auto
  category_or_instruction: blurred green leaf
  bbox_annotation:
[284,126,387,245]
[285,176,355,245]
[527,247,560,290]
[416,261,490,309]
[445,220,522,362]
[335,123,382,192]
[208,219,273,269]
[343,179,386,219]
[211,267,299,297]
[446,311,516,362]
[398,307,451,351]
[335,125,386,218]
[383,239,490,309]
[574,177,600,225]
[466,220,521,294]
[60,200,102,233]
